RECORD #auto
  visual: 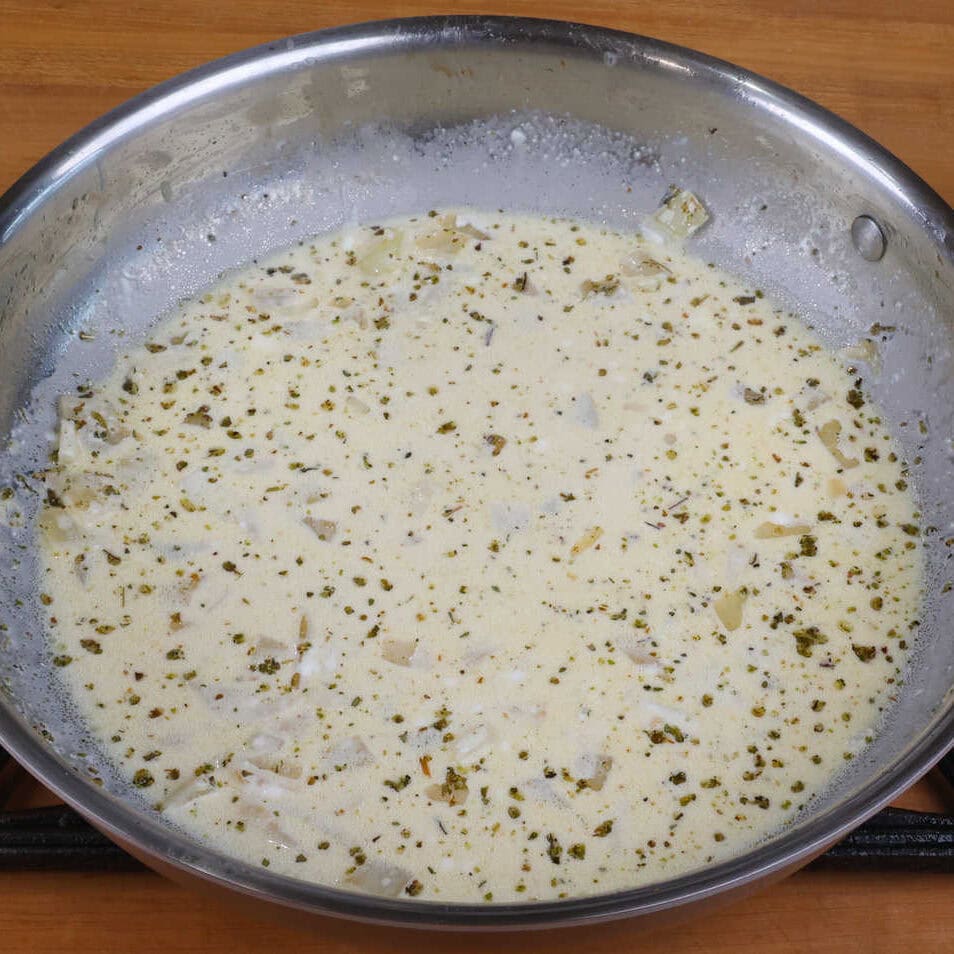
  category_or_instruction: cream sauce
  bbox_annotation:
[37,208,921,902]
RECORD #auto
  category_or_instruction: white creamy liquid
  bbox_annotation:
[37,209,921,902]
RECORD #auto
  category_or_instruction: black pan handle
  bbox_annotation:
[938,750,954,790]
[0,745,20,807]
[0,746,951,872]
[0,806,138,870]
[813,806,954,872]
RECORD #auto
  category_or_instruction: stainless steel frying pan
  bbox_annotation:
[0,16,951,930]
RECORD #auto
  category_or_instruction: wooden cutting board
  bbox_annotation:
[0,1,951,951]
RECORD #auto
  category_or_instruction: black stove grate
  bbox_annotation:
[1,745,952,872]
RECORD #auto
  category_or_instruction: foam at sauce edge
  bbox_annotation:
[35,208,921,902]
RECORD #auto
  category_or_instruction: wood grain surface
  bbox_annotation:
[0,1,952,951]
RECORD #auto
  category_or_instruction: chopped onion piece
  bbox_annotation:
[620,254,670,291]
[577,754,613,791]
[326,735,374,769]
[827,477,847,497]
[817,419,859,469]
[570,526,603,558]
[580,276,620,297]
[357,230,403,275]
[798,384,831,411]
[346,861,415,898]
[620,641,657,668]
[754,521,812,539]
[416,214,487,254]
[247,756,302,779]
[490,501,530,534]
[457,221,491,240]
[455,723,496,758]
[234,759,302,798]
[381,638,417,667]
[345,396,370,416]
[653,188,709,238]
[523,777,569,807]
[842,338,881,371]
[253,287,301,308]
[160,772,218,809]
[714,589,746,631]
[574,392,600,429]
[620,254,670,278]
[303,516,337,541]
